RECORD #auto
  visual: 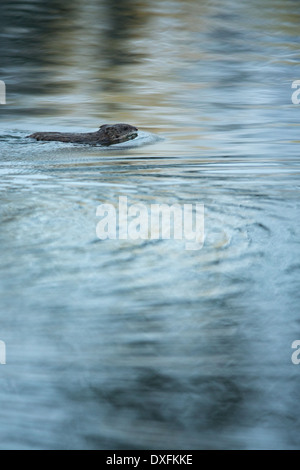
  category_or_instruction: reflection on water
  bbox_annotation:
[0,0,300,450]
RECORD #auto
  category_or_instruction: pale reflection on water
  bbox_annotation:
[0,0,300,450]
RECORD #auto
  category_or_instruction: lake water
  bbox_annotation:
[0,0,300,450]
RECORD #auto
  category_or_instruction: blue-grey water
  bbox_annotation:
[0,0,300,449]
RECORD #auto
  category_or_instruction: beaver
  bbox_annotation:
[27,123,138,146]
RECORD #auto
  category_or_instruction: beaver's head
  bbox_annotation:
[98,123,138,145]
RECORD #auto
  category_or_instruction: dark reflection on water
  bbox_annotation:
[0,0,300,450]
[0,0,150,114]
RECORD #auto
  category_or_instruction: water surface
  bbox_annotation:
[0,0,300,450]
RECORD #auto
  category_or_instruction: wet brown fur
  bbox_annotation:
[27,123,138,146]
